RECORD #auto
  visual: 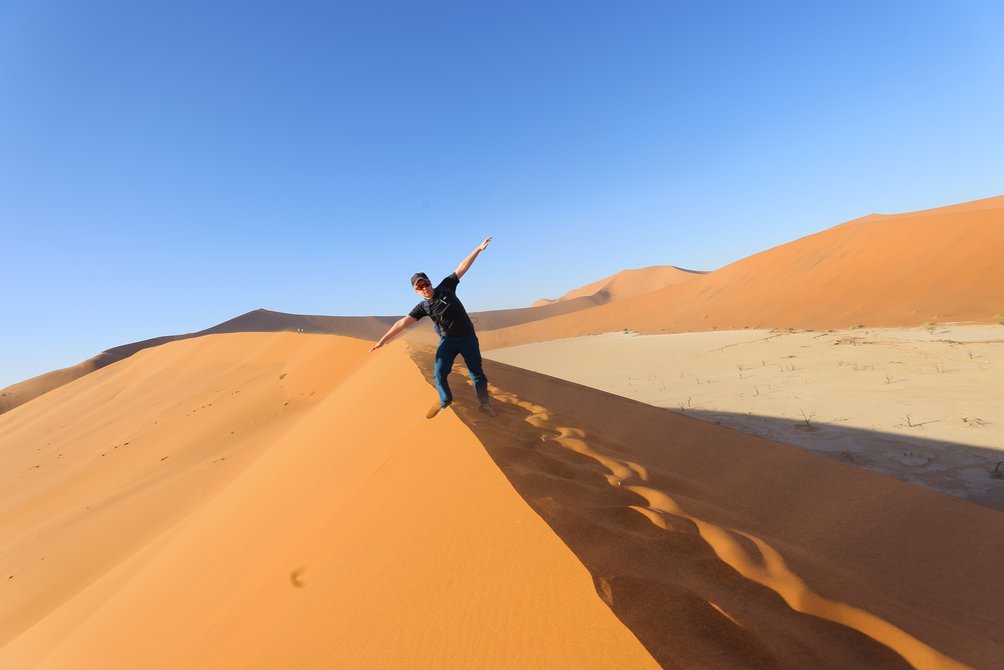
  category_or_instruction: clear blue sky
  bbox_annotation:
[2,0,1003,388]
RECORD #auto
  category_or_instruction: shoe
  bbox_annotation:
[426,401,451,419]
[478,403,496,417]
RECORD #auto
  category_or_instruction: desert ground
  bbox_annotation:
[487,325,1004,511]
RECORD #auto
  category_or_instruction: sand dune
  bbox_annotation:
[0,310,397,415]
[5,331,1001,667]
[0,333,659,669]
[480,195,1004,349]
[531,265,706,306]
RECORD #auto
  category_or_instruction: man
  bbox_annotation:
[369,236,495,418]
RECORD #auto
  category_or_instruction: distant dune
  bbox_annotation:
[0,311,397,415]
[480,195,1004,349]
[531,265,706,306]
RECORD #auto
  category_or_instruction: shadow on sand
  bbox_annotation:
[676,409,1004,513]
[410,346,1004,670]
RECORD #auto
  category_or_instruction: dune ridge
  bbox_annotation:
[0,332,659,669]
[0,292,600,414]
[5,330,1003,667]
[0,311,398,416]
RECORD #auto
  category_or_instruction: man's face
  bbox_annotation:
[414,279,434,300]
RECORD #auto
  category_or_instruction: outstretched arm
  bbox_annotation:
[369,315,418,352]
[455,236,492,279]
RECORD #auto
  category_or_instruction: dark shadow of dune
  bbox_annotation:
[409,347,1004,669]
[677,409,1004,513]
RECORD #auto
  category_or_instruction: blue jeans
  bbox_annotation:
[434,335,489,407]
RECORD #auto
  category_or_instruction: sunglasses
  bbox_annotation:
[414,281,432,290]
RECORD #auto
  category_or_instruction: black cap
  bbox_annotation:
[411,272,430,287]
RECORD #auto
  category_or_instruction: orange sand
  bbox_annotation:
[532,265,705,306]
[3,330,1003,667]
[0,333,658,669]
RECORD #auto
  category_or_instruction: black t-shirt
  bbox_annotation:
[408,273,477,337]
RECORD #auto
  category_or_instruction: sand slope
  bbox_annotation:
[0,333,658,669]
[4,330,1004,668]
[480,195,1004,348]
[0,310,397,416]
[435,355,1004,669]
